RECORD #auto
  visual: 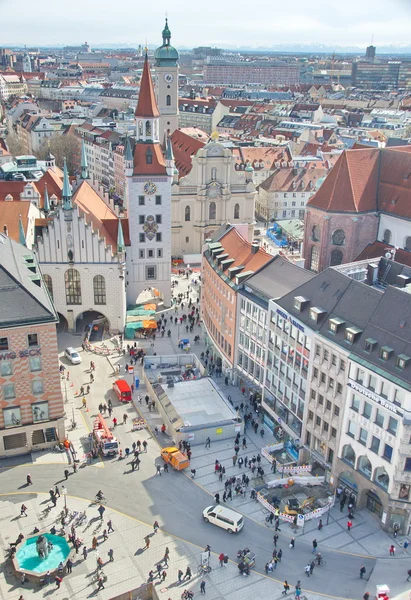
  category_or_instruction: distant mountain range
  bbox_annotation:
[5,42,411,56]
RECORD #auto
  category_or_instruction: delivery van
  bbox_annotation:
[161,447,190,471]
[203,505,244,533]
[113,379,132,402]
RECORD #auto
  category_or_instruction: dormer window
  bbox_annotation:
[146,148,153,165]
[329,317,345,333]
[294,296,309,312]
[380,346,393,361]
[364,338,377,353]
[345,326,362,344]
[309,307,326,323]
[397,354,410,370]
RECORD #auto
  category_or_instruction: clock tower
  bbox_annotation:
[154,19,179,137]
[125,54,173,307]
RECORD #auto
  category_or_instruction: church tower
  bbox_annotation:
[154,19,179,137]
[125,54,173,307]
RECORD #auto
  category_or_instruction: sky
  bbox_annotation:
[1,0,411,48]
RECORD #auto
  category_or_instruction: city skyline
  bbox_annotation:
[1,0,411,48]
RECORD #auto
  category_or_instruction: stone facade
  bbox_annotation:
[303,207,379,272]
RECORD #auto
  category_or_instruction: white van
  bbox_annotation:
[202,505,244,534]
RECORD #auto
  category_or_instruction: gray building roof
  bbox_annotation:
[240,255,315,309]
[275,266,411,389]
[0,233,57,328]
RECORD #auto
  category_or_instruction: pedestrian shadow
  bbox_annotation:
[17,483,31,489]
[135,548,145,556]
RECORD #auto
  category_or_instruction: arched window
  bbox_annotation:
[374,466,389,491]
[166,94,171,106]
[185,205,191,222]
[330,249,343,266]
[65,268,81,305]
[312,225,320,242]
[185,237,189,243]
[405,236,411,251]
[234,203,240,219]
[211,167,217,181]
[332,229,345,246]
[309,245,319,272]
[43,274,53,300]
[358,455,372,479]
[146,120,152,138]
[93,275,106,305]
[209,201,216,220]
[342,444,356,466]
[383,229,392,244]
[138,120,143,137]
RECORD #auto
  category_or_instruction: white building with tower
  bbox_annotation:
[154,19,179,138]
[125,54,173,307]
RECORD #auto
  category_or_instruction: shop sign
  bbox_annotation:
[216,428,223,435]
[348,380,403,416]
[276,309,305,333]
[0,348,41,360]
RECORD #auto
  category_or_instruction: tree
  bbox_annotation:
[38,132,81,174]
[6,131,25,157]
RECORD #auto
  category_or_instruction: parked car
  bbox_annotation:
[64,347,81,365]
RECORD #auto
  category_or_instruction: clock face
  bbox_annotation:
[164,73,174,83]
[144,182,157,195]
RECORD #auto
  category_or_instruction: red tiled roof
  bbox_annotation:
[378,146,411,219]
[215,227,273,274]
[307,148,380,213]
[356,241,411,267]
[171,129,206,177]
[0,202,31,243]
[135,56,160,118]
[133,143,166,176]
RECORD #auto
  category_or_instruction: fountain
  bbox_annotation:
[13,532,71,583]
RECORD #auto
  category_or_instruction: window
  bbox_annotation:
[32,379,44,395]
[387,416,398,435]
[308,411,314,420]
[234,203,240,219]
[370,436,380,454]
[3,383,16,399]
[155,195,162,205]
[383,229,392,244]
[332,229,345,246]
[337,383,343,394]
[356,369,365,384]
[93,275,106,305]
[313,367,319,378]
[311,389,316,400]
[320,372,326,384]
[380,381,389,399]
[318,394,324,405]
[404,458,411,472]
[383,443,393,462]
[323,421,329,432]
[0,337,8,351]
[316,416,321,426]
[369,375,377,391]
[139,249,145,259]
[157,249,163,258]
[328,448,334,463]
[347,421,357,438]
[324,350,329,361]
[334,406,340,417]
[0,361,12,376]
[185,206,191,221]
[28,334,38,347]
[185,237,189,243]
[331,427,337,438]
[330,249,343,266]
[166,94,171,106]
[340,361,345,371]
[211,167,217,180]
[146,149,153,165]
[29,356,42,372]
[146,266,156,280]
[309,246,319,272]
[65,269,81,305]
[359,428,368,445]
[139,196,145,205]
[375,409,384,427]
[139,215,145,224]
[154,214,162,225]
[362,401,372,419]
[331,354,337,366]
[156,233,162,242]
[312,225,320,241]
[351,395,360,412]
[43,274,53,299]
[148,249,154,258]
[139,233,145,243]
[326,400,331,411]
[328,378,334,390]
[32,401,49,422]
[209,202,216,220]
[364,338,376,353]
[405,236,411,251]
[315,345,320,357]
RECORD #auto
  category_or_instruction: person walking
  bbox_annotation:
[290,538,295,549]
[318,519,323,531]
[407,568,411,581]
[98,505,105,520]
[64,469,69,480]
[55,576,62,589]
[312,539,318,554]
[97,576,105,590]
[178,569,184,583]
[112,417,117,428]
[82,546,88,560]
[153,521,159,533]
[143,440,148,452]
[282,581,290,595]
[205,437,211,449]
[200,579,206,594]
[66,558,73,574]
[305,564,311,577]
[185,566,192,580]
[360,565,366,579]
[389,544,396,556]
[277,549,283,562]
[404,540,409,553]
[274,534,279,547]
[156,464,162,476]
[232,455,237,466]
[347,519,353,531]
[107,519,114,533]
[123,414,128,425]
[309,560,315,575]
[92,536,98,550]
[214,493,220,504]
[144,535,150,549]
[108,549,114,562]
[20,504,27,517]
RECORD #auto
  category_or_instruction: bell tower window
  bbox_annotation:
[146,120,152,138]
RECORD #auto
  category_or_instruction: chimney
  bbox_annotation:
[251,241,260,254]
[3,225,8,237]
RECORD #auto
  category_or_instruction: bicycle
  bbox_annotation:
[197,563,212,575]
[317,558,326,566]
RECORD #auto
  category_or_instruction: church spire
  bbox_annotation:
[117,218,125,253]
[18,215,26,247]
[80,139,89,179]
[162,18,171,46]
[135,54,160,119]
[62,159,73,221]
[43,183,50,214]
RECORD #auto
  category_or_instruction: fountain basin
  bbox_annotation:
[12,533,71,583]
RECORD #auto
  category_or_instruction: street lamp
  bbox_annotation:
[62,486,68,514]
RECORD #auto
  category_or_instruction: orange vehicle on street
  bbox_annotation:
[161,447,190,471]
